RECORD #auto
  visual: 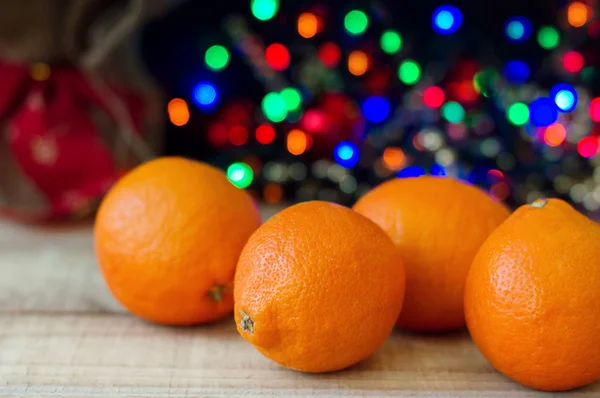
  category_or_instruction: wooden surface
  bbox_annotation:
[0,210,598,397]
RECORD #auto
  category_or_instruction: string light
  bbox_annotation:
[441,101,465,123]
[505,16,532,42]
[423,86,445,108]
[334,142,359,168]
[167,98,190,127]
[256,124,276,145]
[590,98,600,122]
[562,51,584,73]
[298,12,321,38]
[192,82,218,109]
[398,60,421,85]
[287,129,309,155]
[265,43,290,71]
[318,42,342,68]
[380,30,402,54]
[503,60,530,84]
[578,137,599,158]
[543,124,566,147]
[507,102,529,125]
[567,2,589,28]
[205,45,229,71]
[537,26,560,49]
[227,162,254,189]
[348,50,369,76]
[261,92,287,122]
[251,0,279,21]
[432,5,463,35]
[550,83,577,112]
[362,96,391,123]
[529,97,558,127]
[344,10,369,36]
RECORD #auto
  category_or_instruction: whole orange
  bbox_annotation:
[465,198,600,391]
[95,157,261,325]
[353,176,510,331]
[234,201,406,373]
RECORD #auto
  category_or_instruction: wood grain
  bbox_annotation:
[0,213,598,397]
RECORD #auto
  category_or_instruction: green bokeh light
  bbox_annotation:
[344,10,369,35]
[280,87,302,111]
[581,67,597,84]
[473,69,498,98]
[507,102,529,125]
[261,92,288,122]
[380,30,402,54]
[205,45,230,71]
[441,101,465,123]
[227,162,254,189]
[537,26,560,50]
[398,60,421,85]
[251,0,279,21]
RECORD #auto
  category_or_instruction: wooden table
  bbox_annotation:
[1,210,598,397]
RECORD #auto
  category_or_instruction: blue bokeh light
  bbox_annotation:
[529,97,558,127]
[550,83,578,113]
[193,82,218,109]
[334,142,360,168]
[397,166,427,178]
[432,6,463,35]
[429,164,447,176]
[362,96,391,123]
[504,17,532,43]
[503,60,530,84]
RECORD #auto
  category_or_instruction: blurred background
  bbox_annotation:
[1,0,599,222]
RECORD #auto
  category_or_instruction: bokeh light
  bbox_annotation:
[261,92,288,122]
[334,142,360,168]
[227,162,254,189]
[205,45,229,71]
[578,136,599,158]
[567,2,589,28]
[263,183,283,204]
[543,123,566,147]
[265,43,291,71]
[344,10,369,36]
[503,60,530,84]
[382,147,406,171]
[380,30,402,54]
[208,123,228,146]
[228,125,249,146]
[423,86,445,108]
[280,87,302,111]
[398,60,421,85]
[529,97,558,127]
[550,83,578,112]
[251,0,279,21]
[537,26,560,49]
[441,101,465,123]
[505,16,532,42]
[255,124,276,144]
[398,166,427,178]
[318,42,342,67]
[287,129,309,155]
[507,102,529,125]
[298,12,321,38]
[562,51,584,73]
[362,96,391,123]
[348,50,369,76]
[432,5,463,35]
[590,98,600,121]
[192,82,218,109]
[167,98,190,126]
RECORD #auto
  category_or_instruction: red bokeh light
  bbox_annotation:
[578,136,599,158]
[255,124,276,144]
[590,98,600,122]
[589,21,600,39]
[265,43,291,71]
[318,42,341,68]
[302,109,329,133]
[487,169,505,184]
[423,86,445,108]
[207,123,228,146]
[457,80,479,103]
[228,125,248,146]
[562,51,584,73]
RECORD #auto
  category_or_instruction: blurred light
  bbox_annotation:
[473,68,498,98]
[441,101,465,123]
[167,98,190,126]
[457,80,478,102]
[31,62,50,81]
[503,60,529,84]
[261,92,288,122]
[227,162,254,189]
[263,183,283,204]
[432,5,463,35]
[298,12,321,38]
[208,123,228,146]
[505,17,532,42]
[581,67,597,83]
[487,169,505,183]
[380,30,402,54]
[348,50,369,76]
[251,0,279,21]
[590,98,600,121]
[562,51,584,73]
[398,166,426,178]
[339,175,358,194]
[334,142,359,168]
[362,96,391,123]
[287,129,309,155]
[256,124,276,144]
[302,110,328,133]
[529,97,558,127]
[265,43,290,71]
[490,182,510,201]
[398,60,421,85]
[280,87,302,111]
[550,83,578,112]
[228,125,248,146]
[205,45,229,71]
[536,26,560,49]
[578,137,599,158]
[507,102,529,125]
[289,163,308,181]
[192,82,218,109]
[382,147,406,171]
[589,21,600,39]
[481,138,501,157]
[543,124,566,147]
[568,2,589,28]
[423,86,445,108]
[430,164,446,176]
[344,10,369,36]
[318,42,341,67]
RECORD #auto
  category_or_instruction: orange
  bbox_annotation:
[353,176,510,331]
[95,157,261,325]
[465,198,600,391]
[234,201,405,373]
